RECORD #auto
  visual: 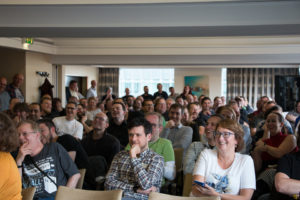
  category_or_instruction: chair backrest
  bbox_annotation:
[76,168,86,189]
[149,192,220,200]
[174,148,184,172]
[55,186,122,200]
[182,173,192,196]
[21,187,36,200]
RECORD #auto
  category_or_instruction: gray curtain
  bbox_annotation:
[98,68,119,99]
[227,68,298,108]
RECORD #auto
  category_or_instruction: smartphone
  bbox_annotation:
[193,180,206,187]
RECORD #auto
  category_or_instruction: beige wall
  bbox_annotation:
[175,67,223,100]
[25,52,53,103]
[0,47,25,94]
[61,65,99,105]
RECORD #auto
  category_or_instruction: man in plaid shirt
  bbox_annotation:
[105,117,164,200]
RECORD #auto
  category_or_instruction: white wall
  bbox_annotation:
[25,52,53,103]
[175,67,222,100]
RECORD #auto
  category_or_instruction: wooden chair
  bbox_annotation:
[172,148,184,195]
[21,187,36,200]
[174,148,184,172]
[182,173,192,196]
[149,192,221,200]
[55,186,123,200]
[76,168,86,189]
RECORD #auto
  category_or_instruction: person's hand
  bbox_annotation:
[16,141,31,165]
[166,120,175,129]
[130,144,141,158]
[255,140,264,147]
[13,115,21,124]
[204,110,211,116]
[137,186,157,194]
[81,115,87,123]
[193,183,219,196]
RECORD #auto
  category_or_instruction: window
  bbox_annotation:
[221,68,227,98]
[119,68,174,97]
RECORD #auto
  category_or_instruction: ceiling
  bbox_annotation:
[0,0,300,65]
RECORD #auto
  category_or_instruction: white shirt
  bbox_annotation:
[193,149,256,195]
[86,87,97,99]
[53,116,83,139]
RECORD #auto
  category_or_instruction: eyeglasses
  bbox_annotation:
[19,131,36,137]
[66,107,76,110]
[213,131,234,138]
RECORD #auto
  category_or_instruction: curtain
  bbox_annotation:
[98,68,119,99]
[227,68,298,108]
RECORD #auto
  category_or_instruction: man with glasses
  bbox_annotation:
[0,76,10,111]
[142,99,154,113]
[81,112,120,166]
[15,120,80,200]
[53,102,83,139]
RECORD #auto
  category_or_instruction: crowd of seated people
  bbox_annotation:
[2,74,300,200]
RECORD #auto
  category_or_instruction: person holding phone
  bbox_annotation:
[191,119,256,199]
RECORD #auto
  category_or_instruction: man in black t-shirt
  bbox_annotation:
[81,112,120,166]
[37,118,89,170]
[153,83,168,100]
[16,120,80,199]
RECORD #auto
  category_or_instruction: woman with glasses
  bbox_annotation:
[0,112,22,200]
[191,119,256,199]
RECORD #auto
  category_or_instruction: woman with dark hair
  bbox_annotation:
[52,97,65,116]
[180,85,192,100]
[191,119,256,199]
[252,112,298,174]
[0,112,22,200]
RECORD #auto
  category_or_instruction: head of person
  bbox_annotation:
[154,98,167,114]
[106,87,113,95]
[193,95,198,103]
[114,98,125,105]
[87,97,97,110]
[175,96,184,106]
[296,101,300,113]
[69,96,79,104]
[0,77,7,93]
[220,96,226,105]
[216,105,236,121]
[29,103,41,121]
[111,102,126,121]
[92,112,109,132]
[125,88,130,96]
[157,83,163,92]
[188,102,200,120]
[40,97,52,114]
[52,98,62,112]
[144,86,149,94]
[198,95,206,104]
[105,99,113,112]
[128,117,152,151]
[182,85,191,94]
[227,100,240,120]
[133,99,142,111]
[215,119,244,153]
[201,97,212,111]
[17,120,43,154]
[137,96,144,103]
[76,104,86,118]
[142,99,154,113]
[91,80,97,88]
[145,112,163,142]
[169,87,175,94]
[182,106,190,124]
[9,98,20,110]
[264,105,283,119]
[0,112,19,152]
[79,98,88,108]
[265,112,284,136]
[65,102,78,120]
[213,96,222,108]
[37,119,57,144]
[12,73,24,88]
[126,96,134,107]
[205,114,224,140]
[186,94,194,104]
[69,80,78,91]
[257,96,270,111]
[13,102,30,121]
[234,96,243,109]
[166,98,175,111]
[263,100,277,113]
[169,104,184,126]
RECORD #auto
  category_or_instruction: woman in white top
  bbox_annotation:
[191,119,256,200]
[86,97,101,121]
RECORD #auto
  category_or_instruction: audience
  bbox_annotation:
[6,73,25,103]
[0,76,10,111]
[28,102,42,121]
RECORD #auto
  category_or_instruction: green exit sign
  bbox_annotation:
[25,38,33,44]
